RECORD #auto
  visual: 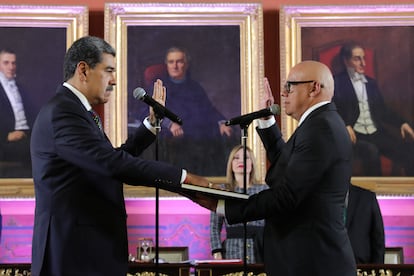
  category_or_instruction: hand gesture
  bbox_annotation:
[262,77,275,109]
[149,79,166,124]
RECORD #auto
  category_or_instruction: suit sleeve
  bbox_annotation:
[49,101,182,190]
[370,193,385,263]
[118,122,155,156]
[256,123,284,164]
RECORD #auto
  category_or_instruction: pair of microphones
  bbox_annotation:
[133,87,280,126]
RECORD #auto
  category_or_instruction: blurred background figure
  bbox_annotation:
[346,184,385,264]
[0,48,33,178]
[210,145,268,263]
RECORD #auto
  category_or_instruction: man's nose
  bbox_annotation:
[109,76,116,86]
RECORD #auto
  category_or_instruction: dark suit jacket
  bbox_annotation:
[225,103,356,275]
[30,85,183,276]
[346,184,385,264]
[333,71,405,131]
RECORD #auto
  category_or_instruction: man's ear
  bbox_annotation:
[309,82,321,96]
[77,61,88,78]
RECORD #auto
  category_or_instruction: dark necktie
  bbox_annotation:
[89,109,103,131]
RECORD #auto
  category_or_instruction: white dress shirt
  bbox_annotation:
[347,69,377,134]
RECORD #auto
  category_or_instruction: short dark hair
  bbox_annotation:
[0,48,16,56]
[63,36,116,81]
[339,41,364,62]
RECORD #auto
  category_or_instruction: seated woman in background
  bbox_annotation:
[209,145,269,263]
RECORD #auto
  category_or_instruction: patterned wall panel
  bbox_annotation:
[0,196,413,264]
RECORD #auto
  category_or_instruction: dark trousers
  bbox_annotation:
[355,130,414,176]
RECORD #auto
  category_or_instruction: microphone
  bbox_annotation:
[225,104,280,126]
[133,87,183,125]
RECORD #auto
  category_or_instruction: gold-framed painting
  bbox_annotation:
[280,4,414,195]
[0,5,88,197]
[104,3,265,197]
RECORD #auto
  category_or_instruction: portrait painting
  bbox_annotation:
[0,5,88,197]
[127,25,241,177]
[0,27,66,179]
[104,3,266,196]
[280,4,414,194]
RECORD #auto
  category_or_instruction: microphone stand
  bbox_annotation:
[239,120,251,276]
[150,103,181,276]
[153,115,162,276]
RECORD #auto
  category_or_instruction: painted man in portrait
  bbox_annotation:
[332,41,414,176]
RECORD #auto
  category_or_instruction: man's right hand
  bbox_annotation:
[149,79,166,125]
[169,122,184,137]
[182,172,219,211]
[8,130,26,142]
[262,77,275,109]
[184,172,210,188]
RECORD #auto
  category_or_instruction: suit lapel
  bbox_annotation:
[0,84,13,114]
[58,86,107,139]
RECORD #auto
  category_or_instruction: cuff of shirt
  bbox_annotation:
[257,116,276,129]
[181,169,187,184]
[216,199,225,215]
[143,117,157,135]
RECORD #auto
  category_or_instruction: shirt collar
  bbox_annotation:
[169,76,186,84]
[0,72,15,85]
[298,101,330,126]
[346,68,367,83]
[63,82,92,111]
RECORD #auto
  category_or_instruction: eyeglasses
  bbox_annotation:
[283,80,324,94]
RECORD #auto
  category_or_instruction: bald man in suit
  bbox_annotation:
[202,61,356,275]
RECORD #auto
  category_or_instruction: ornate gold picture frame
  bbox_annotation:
[280,4,414,195]
[0,5,88,197]
[104,3,265,197]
